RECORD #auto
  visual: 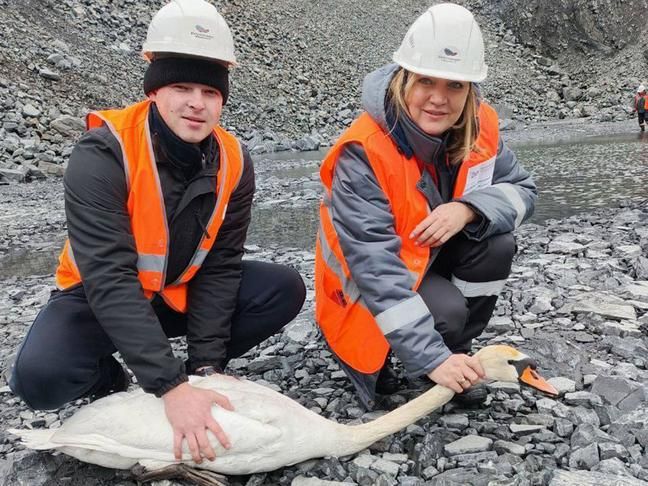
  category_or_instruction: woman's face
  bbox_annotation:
[405,74,470,136]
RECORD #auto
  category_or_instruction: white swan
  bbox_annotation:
[9,345,556,484]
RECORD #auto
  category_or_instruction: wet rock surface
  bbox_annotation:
[1,151,648,484]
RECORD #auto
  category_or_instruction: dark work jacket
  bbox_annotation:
[63,103,255,397]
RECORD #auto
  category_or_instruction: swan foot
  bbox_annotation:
[131,463,229,486]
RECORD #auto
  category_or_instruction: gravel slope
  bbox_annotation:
[0,0,645,174]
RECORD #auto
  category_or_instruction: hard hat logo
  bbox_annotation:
[439,47,462,64]
[191,25,214,40]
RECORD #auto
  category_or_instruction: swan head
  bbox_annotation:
[474,345,558,396]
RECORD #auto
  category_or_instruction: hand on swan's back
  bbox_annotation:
[12,375,345,474]
[76,376,295,449]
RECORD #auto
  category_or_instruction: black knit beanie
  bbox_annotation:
[143,57,230,105]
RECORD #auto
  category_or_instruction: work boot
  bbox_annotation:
[375,361,401,395]
[90,356,130,401]
[451,383,488,407]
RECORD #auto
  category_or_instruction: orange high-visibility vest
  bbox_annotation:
[55,100,244,313]
[315,102,499,373]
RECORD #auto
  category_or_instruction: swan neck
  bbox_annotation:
[337,385,455,455]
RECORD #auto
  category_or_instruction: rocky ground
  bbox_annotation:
[1,0,648,484]
[1,127,648,484]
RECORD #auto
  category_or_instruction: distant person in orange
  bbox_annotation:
[634,85,646,132]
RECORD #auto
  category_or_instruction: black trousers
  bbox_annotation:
[10,260,305,410]
[417,232,516,354]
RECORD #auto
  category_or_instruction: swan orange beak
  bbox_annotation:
[519,367,559,396]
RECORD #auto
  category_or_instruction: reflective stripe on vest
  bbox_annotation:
[318,196,362,304]
[54,100,244,313]
[315,102,500,373]
[137,254,166,273]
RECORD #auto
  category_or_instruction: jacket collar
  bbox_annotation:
[149,103,219,181]
[392,107,450,166]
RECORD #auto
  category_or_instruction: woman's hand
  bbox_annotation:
[427,353,485,394]
[163,382,234,463]
[409,202,476,247]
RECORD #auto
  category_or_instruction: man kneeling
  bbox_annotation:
[9,0,305,464]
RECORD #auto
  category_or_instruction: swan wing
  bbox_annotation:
[12,375,345,473]
[47,389,286,461]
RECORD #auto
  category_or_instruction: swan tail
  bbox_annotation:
[8,428,58,450]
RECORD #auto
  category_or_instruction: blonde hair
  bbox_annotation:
[387,68,480,165]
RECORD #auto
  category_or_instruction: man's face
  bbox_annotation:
[149,82,223,143]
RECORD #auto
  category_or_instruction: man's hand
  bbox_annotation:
[409,202,476,248]
[427,353,485,394]
[162,382,234,463]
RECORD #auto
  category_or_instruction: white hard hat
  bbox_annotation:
[142,0,237,67]
[638,85,646,93]
[393,3,487,82]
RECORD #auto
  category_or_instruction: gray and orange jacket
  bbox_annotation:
[315,64,536,400]
[58,100,253,396]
